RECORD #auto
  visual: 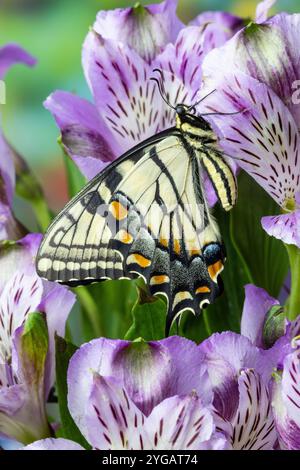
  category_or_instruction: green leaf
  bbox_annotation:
[55,335,90,448]
[230,171,289,298]
[125,286,167,341]
[76,279,138,341]
[285,243,300,321]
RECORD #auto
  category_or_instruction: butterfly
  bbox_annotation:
[36,78,237,334]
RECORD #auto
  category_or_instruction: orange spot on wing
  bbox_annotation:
[196,286,211,294]
[208,260,224,282]
[173,239,181,254]
[190,248,200,256]
[159,237,169,248]
[118,230,133,244]
[129,254,151,268]
[111,201,128,220]
[150,275,170,285]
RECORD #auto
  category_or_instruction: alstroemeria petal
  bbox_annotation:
[0,272,43,363]
[0,234,42,290]
[145,394,214,450]
[44,90,116,179]
[0,49,33,210]
[82,32,163,153]
[93,0,183,63]
[68,338,129,435]
[261,211,300,248]
[281,343,300,429]
[22,438,84,450]
[160,336,212,405]
[272,351,300,450]
[86,374,147,450]
[255,0,277,23]
[0,382,25,414]
[241,284,279,348]
[230,370,276,450]
[200,332,278,421]
[190,11,243,46]
[199,72,300,209]
[198,433,232,450]
[0,202,26,242]
[0,44,36,80]
[155,26,209,101]
[111,340,174,417]
[202,14,300,126]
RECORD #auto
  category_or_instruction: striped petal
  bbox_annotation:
[82,32,164,154]
[281,341,300,429]
[219,369,277,450]
[261,211,300,248]
[145,394,214,450]
[201,13,300,127]
[86,374,148,450]
[200,332,280,421]
[272,340,300,449]
[199,72,300,210]
[0,272,43,364]
[85,374,216,450]
[68,336,210,438]
[93,0,183,63]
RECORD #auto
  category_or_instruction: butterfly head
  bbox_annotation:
[175,103,213,137]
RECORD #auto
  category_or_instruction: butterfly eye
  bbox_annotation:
[175,104,186,115]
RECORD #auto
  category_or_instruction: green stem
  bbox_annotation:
[203,310,212,337]
[285,244,300,321]
[31,197,52,233]
[75,287,105,337]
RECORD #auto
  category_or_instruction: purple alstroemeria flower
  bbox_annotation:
[44,0,242,205]
[272,337,300,450]
[198,10,300,247]
[23,336,231,450]
[0,44,36,240]
[24,332,282,450]
[0,233,75,444]
[199,331,279,449]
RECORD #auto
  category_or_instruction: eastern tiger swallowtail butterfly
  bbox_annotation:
[36,82,237,333]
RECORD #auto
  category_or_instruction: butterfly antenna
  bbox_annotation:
[201,110,244,117]
[187,89,216,112]
[150,68,176,110]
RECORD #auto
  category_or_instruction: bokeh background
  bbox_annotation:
[0,0,298,212]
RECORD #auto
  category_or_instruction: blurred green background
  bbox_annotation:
[0,0,298,210]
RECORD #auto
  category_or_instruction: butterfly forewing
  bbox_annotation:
[37,128,227,331]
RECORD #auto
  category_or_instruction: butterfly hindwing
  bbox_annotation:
[37,129,226,331]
